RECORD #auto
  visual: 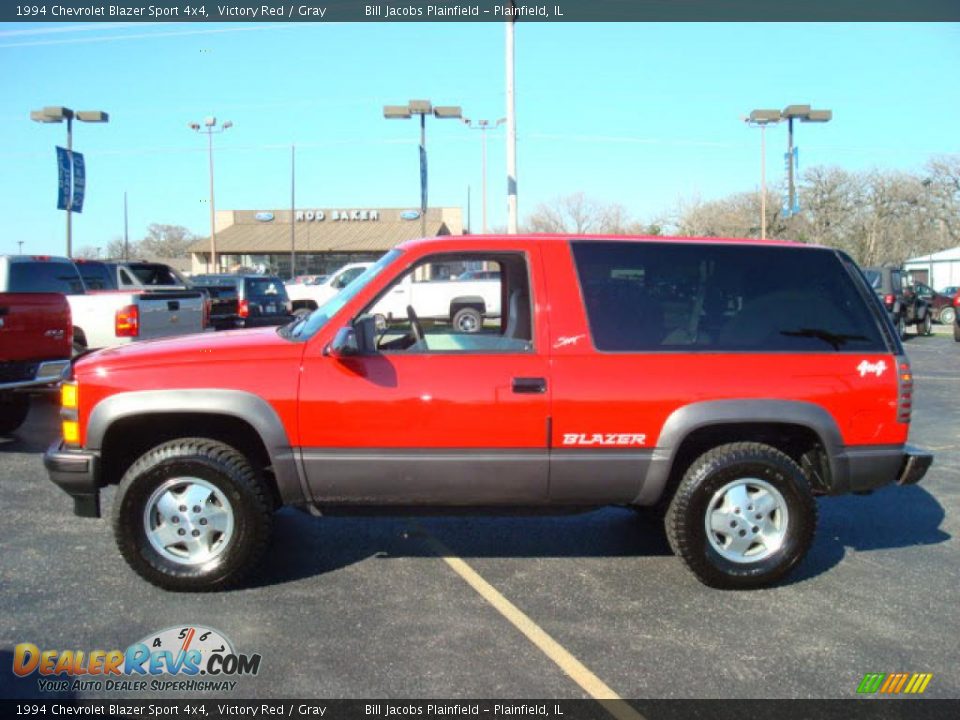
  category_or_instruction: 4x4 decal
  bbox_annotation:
[857,359,888,378]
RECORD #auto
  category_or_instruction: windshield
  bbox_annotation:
[285,250,401,340]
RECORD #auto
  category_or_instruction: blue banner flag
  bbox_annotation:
[56,146,71,210]
[419,145,427,215]
[71,151,85,213]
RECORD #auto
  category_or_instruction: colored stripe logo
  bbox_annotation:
[857,672,933,694]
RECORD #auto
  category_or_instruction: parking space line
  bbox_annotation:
[417,526,645,720]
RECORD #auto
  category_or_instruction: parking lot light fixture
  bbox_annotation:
[744,109,782,239]
[383,100,463,238]
[189,116,232,272]
[463,117,506,233]
[31,104,109,258]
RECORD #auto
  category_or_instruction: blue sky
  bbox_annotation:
[1,21,958,256]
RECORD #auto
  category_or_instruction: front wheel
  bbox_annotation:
[920,312,933,336]
[897,315,906,340]
[665,442,816,589]
[111,438,274,591]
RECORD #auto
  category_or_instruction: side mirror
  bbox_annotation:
[327,326,359,358]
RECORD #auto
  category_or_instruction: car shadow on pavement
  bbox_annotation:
[246,507,667,590]
[788,484,950,584]
[247,485,949,590]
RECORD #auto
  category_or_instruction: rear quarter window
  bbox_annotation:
[7,261,85,294]
[244,278,289,301]
[572,241,886,353]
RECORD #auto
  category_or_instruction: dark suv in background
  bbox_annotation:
[863,266,931,339]
[191,274,293,328]
[910,281,957,326]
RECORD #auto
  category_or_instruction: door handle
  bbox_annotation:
[512,377,546,394]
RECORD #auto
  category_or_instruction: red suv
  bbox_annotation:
[44,235,933,591]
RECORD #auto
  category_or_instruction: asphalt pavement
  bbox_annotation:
[1,332,958,701]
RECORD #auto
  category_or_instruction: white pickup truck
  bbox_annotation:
[286,262,373,316]
[373,273,502,333]
[0,256,206,352]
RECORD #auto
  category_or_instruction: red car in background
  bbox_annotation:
[0,292,72,433]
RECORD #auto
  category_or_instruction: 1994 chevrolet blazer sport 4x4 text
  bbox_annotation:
[44,235,933,591]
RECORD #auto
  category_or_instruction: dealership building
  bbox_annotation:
[186,207,463,277]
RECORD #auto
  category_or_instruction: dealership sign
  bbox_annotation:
[294,209,380,222]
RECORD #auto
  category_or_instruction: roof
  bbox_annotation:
[187,208,451,255]
[395,233,820,253]
[905,246,960,263]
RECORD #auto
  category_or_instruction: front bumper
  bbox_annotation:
[43,441,102,518]
[839,444,933,494]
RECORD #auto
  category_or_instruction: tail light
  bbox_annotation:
[896,357,913,423]
[954,295,960,308]
[115,304,139,337]
[238,299,249,319]
[883,293,895,308]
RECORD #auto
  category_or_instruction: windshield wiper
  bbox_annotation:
[780,328,868,351]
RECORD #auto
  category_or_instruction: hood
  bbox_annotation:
[76,326,298,376]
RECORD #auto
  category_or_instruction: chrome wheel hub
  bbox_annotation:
[705,478,788,564]
[143,478,234,566]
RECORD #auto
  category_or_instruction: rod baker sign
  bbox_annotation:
[12,625,261,693]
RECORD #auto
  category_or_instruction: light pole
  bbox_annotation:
[189,117,232,272]
[31,106,109,258]
[384,100,462,238]
[505,15,518,234]
[462,117,505,234]
[781,104,832,216]
[744,109,781,239]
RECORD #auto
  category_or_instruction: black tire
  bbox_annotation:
[938,306,955,326]
[111,438,274,591]
[954,321,960,342]
[665,442,816,590]
[920,312,932,336]
[0,392,30,435]
[896,315,906,340]
[452,307,483,333]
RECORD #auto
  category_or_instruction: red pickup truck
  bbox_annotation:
[0,292,72,433]
[43,235,933,591]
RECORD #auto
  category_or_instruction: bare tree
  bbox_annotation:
[139,223,196,258]
[523,193,655,235]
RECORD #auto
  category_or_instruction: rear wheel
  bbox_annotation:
[897,315,906,340]
[665,442,816,589]
[920,312,933,336]
[939,306,955,326]
[0,392,30,434]
[452,307,483,333]
[111,438,274,591]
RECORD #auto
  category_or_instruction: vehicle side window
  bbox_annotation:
[119,268,137,287]
[363,253,534,354]
[572,241,886,353]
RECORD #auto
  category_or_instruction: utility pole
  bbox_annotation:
[290,144,296,280]
[123,191,129,260]
[744,109,781,239]
[462,117,505,233]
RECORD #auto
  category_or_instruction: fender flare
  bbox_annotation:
[86,389,307,505]
[635,399,846,505]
